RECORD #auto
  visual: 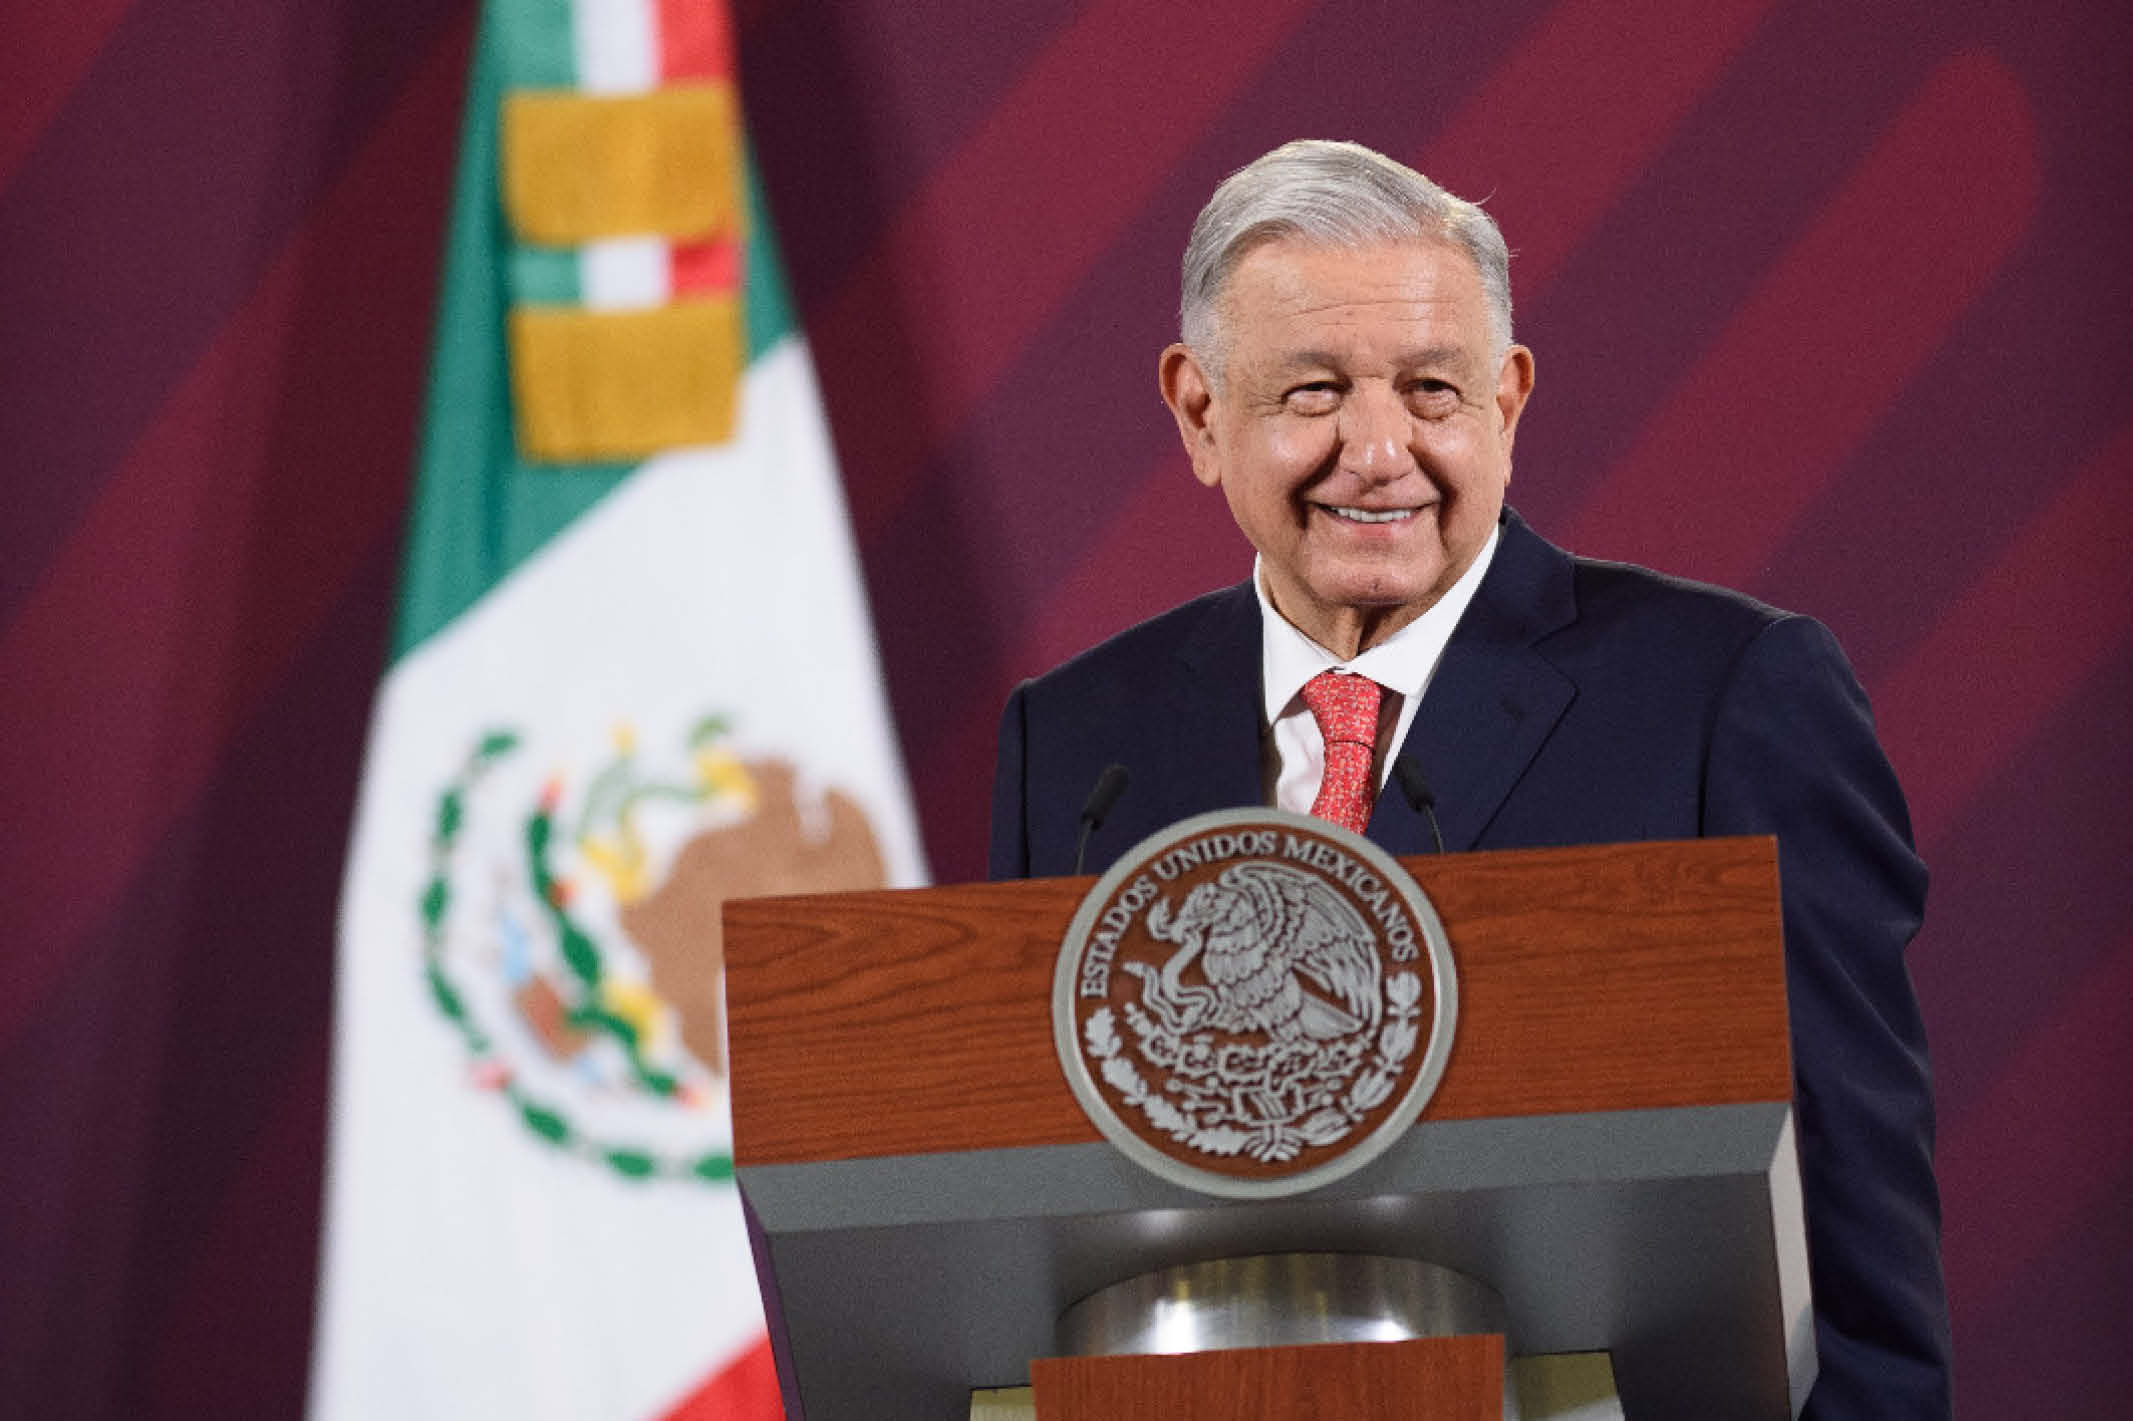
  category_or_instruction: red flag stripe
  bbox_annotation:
[0,25,470,1045]
[658,0,735,82]
[1561,52,2041,587]
[659,1335,784,1421]
[672,238,745,296]
[815,0,1319,541]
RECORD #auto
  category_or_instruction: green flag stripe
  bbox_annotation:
[393,3,530,660]
[390,0,802,661]
[494,0,577,90]
[510,246,582,304]
[738,159,797,361]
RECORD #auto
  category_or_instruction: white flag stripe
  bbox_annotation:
[581,237,673,310]
[574,0,659,94]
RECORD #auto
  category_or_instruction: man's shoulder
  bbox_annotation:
[1475,514,1855,714]
[1016,580,1257,705]
[1497,512,1798,663]
[1566,551,1789,635]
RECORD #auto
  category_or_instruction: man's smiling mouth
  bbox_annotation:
[1322,505,1418,524]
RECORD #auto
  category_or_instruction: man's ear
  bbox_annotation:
[1159,343,1223,488]
[1495,344,1535,465]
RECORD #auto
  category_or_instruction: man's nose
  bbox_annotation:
[1336,388,1412,481]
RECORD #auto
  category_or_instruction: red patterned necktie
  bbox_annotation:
[1300,670,1382,834]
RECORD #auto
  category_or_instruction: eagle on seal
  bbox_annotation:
[1129,862,1380,1043]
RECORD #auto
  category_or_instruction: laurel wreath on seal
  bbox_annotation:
[1084,970,1424,1164]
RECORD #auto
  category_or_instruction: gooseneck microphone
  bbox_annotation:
[1073,764,1131,875]
[1391,756,1446,855]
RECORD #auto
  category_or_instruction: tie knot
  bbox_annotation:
[1300,671,1381,749]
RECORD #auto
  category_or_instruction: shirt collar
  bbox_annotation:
[1255,525,1500,723]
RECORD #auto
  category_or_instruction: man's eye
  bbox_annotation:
[1286,384,1340,411]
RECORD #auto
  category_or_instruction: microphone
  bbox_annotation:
[1073,764,1131,875]
[1391,757,1446,855]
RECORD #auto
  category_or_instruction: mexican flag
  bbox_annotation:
[310,2,926,1417]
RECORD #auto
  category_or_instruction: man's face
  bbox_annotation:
[1161,238,1534,657]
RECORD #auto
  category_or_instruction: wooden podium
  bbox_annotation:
[726,838,1813,1419]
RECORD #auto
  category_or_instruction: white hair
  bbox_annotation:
[1179,139,1513,378]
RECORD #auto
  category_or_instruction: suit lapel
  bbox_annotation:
[1370,512,1577,853]
[1130,582,1267,838]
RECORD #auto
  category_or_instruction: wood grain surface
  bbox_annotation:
[1026,1335,1504,1420]
[727,838,1789,1166]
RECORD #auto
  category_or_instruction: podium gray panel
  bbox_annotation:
[741,1101,1812,1420]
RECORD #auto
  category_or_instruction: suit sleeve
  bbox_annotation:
[1703,615,1951,1419]
[989,680,1032,880]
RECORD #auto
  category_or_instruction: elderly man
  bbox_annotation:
[990,141,1950,1416]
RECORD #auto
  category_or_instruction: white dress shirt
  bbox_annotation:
[1255,527,1500,815]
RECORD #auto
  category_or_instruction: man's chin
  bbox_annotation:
[1307,564,1449,616]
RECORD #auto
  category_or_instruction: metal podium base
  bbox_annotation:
[1054,1253,1520,1418]
[1058,1252,1508,1355]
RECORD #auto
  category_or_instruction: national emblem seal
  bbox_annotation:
[1053,809,1457,1198]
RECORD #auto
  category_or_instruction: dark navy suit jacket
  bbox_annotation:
[990,509,1952,1418]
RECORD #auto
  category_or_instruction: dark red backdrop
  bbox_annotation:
[3,1,2127,1416]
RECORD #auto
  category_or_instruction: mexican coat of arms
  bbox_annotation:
[1054,809,1457,1198]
